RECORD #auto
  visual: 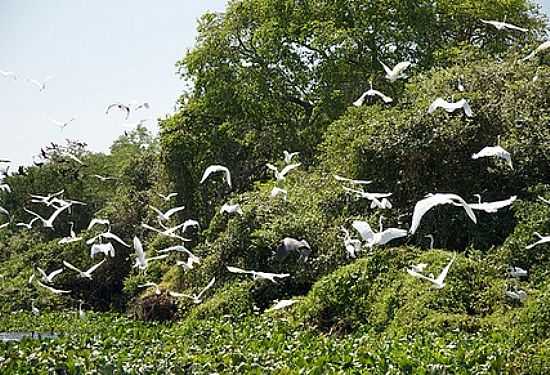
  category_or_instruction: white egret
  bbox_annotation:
[267,299,297,312]
[158,245,201,271]
[90,243,115,258]
[36,267,64,284]
[409,193,477,234]
[149,205,186,221]
[0,184,11,193]
[36,280,70,295]
[87,231,129,247]
[353,87,393,106]
[169,277,215,304]
[27,75,53,91]
[270,187,288,200]
[141,222,190,242]
[352,216,407,248]
[265,163,301,181]
[24,203,72,229]
[507,266,528,278]
[158,192,178,201]
[78,300,85,320]
[59,222,83,244]
[105,103,130,120]
[200,165,232,188]
[466,195,516,213]
[220,203,243,216]
[481,18,528,32]
[472,145,513,169]
[50,117,76,131]
[380,61,411,82]
[181,219,200,234]
[226,266,290,283]
[425,234,435,249]
[334,175,372,185]
[428,98,473,117]
[283,151,299,164]
[522,40,550,61]
[133,236,169,270]
[62,259,106,279]
[406,253,456,289]
[526,232,550,249]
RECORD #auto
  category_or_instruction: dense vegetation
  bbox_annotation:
[1,0,549,373]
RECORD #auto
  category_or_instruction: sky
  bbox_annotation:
[0,0,549,169]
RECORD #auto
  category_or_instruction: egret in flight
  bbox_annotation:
[169,277,216,304]
[410,193,477,234]
[226,266,290,283]
[472,145,513,169]
[63,259,106,280]
[266,163,301,181]
[380,61,411,82]
[428,98,473,117]
[406,253,456,289]
[200,165,232,188]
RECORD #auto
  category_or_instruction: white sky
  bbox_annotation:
[0,0,549,169]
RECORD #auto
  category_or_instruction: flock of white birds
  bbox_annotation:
[0,17,549,316]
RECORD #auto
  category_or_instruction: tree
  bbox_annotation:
[160,0,545,223]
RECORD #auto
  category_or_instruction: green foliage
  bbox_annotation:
[319,58,550,250]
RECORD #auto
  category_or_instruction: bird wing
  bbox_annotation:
[169,291,193,298]
[147,254,169,262]
[37,267,48,280]
[47,203,72,225]
[448,194,477,224]
[158,245,187,253]
[165,205,186,218]
[62,260,83,275]
[36,280,70,294]
[101,232,130,247]
[352,92,367,107]
[141,223,162,234]
[427,98,446,114]
[48,268,64,281]
[461,100,474,117]
[86,259,106,275]
[502,22,528,32]
[23,207,45,222]
[279,163,301,178]
[133,236,145,259]
[352,220,374,242]
[393,61,411,75]
[410,195,446,234]
[265,163,279,174]
[379,60,392,75]
[371,89,393,103]
[226,265,251,274]
[538,196,550,205]
[197,277,216,299]
[435,254,456,285]
[378,228,408,245]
